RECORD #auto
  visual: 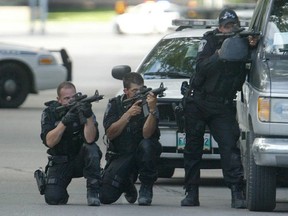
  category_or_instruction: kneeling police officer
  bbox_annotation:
[100,72,162,206]
[39,81,102,206]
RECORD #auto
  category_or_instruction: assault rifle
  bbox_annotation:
[215,27,261,62]
[122,82,167,116]
[56,90,104,124]
[215,27,261,38]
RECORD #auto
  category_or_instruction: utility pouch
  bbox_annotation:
[105,151,119,164]
[173,102,185,133]
[34,167,46,195]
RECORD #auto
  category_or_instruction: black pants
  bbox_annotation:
[44,143,102,205]
[184,98,244,190]
[99,138,162,204]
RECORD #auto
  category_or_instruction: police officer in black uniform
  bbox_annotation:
[181,9,258,208]
[100,72,161,206]
[40,81,102,206]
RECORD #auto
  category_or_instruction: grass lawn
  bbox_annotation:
[48,9,116,22]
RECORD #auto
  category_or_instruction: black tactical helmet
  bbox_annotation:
[219,36,248,61]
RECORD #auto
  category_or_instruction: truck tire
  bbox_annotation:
[0,63,29,108]
[246,127,276,211]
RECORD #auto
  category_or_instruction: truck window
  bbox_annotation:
[264,0,288,54]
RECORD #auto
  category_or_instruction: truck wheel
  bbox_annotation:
[158,167,175,178]
[246,127,276,211]
[0,63,29,108]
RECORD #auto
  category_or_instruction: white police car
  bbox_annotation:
[111,19,251,177]
[0,43,72,108]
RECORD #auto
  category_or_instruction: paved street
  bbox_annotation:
[0,9,288,216]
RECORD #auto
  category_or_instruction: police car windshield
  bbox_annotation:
[138,37,200,79]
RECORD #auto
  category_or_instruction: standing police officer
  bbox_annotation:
[40,81,102,206]
[181,9,258,208]
[100,72,162,206]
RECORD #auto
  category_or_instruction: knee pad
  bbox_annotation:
[102,155,134,189]
[84,143,102,159]
[44,185,69,205]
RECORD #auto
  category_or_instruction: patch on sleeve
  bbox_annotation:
[41,112,47,125]
[198,39,207,52]
[104,102,112,119]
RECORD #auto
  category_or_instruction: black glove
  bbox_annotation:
[61,110,78,126]
[79,102,93,118]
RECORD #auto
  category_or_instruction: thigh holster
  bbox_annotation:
[102,155,134,189]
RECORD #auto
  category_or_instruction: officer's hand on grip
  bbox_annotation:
[248,35,259,47]
[127,100,142,117]
[61,110,78,126]
[79,102,93,118]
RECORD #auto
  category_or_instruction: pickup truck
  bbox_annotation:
[236,0,288,212]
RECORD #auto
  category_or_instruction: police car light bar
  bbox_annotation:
[172,19,250,28]
[172,19,218,28]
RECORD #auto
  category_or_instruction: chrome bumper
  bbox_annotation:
[252,138,288,167]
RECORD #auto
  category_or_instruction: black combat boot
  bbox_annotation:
[181,186,200,206]
[138,184,153,206]
[87,179,100,206]
[124,181,138,204]
[87,189,100,206]
[230,184,246,209]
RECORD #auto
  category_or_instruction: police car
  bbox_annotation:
[0,43,72,108]
[111,19,251,178]
[112,0,185,34]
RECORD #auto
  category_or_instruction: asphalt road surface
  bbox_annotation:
[0,20,287,216]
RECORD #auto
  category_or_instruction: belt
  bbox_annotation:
[193,91,232,104]
[48,155,69,164]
